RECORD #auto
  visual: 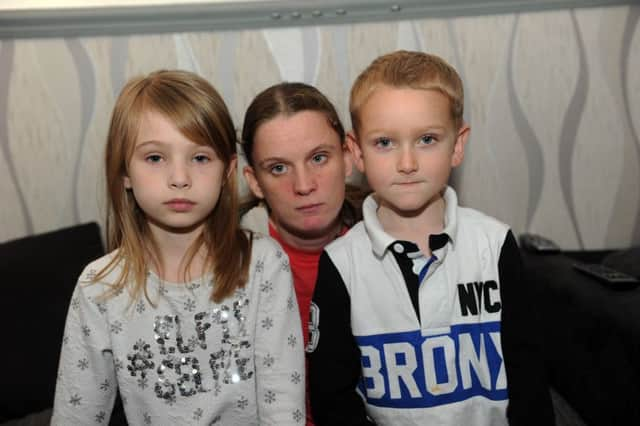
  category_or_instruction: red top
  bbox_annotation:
[268,222,348,426]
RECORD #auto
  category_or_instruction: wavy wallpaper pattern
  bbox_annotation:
[0,4,638,250]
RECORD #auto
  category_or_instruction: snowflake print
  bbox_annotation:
[255,260,265,273]
[63,335,69,345]
[136,299,146,314]
[237,396,249,410]
[95,411,106,423]
[263,354,275,368]
[188,336,200,349]
[186,281,201,291]
[138,376,149,389]
[69,394,82,406]
[293,409,303,423]
[288,334,297,347]
[275,250,283,258]
[193,408,203,420]
[114,359,124,372]
[71,297,80,310]
[86,269,97,280]
[260,280,273,293]
[291,371,302,384]
[264,390,276,404]
[110,321,123,334]
[261,317,274,330]
[100,380,110,391]
[95,301,107,314]
[213,382,222,396]
[143,412,152,425]
[184,298,196,312]
[287,296,295,311]
[77,358,89,370]
[210,415,221,424]
[281,259,290,272]
[81,325,91,337]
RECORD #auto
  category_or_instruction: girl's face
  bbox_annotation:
[124,110,234,237]
[243,111,352,244]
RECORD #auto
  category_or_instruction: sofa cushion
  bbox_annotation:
[0,223,104,422]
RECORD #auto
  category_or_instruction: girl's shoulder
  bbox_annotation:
[247,230,284,256]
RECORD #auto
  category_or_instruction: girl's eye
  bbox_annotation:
[311,153,328,164]
[193,154,210,163]
[270,164,288,175]
[419,135,436,145]
[145,154,163,163]
[375,137,392,149]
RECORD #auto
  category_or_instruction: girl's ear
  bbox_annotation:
[123,175,132,189]
[243,165,265,199]
[346,131,365,173]
[226,155,238,181]
[451,124,470,168]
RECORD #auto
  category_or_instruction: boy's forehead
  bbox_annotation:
[356,86,454,128]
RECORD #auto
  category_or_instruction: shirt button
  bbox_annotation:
[393,243,404,253]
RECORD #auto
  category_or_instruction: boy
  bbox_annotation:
[307,51,554,425]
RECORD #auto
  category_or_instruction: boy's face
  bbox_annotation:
[349,86,468,217]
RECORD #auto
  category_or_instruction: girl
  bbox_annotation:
[52,70,305,425]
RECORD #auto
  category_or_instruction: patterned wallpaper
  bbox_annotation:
[1,4,638,250]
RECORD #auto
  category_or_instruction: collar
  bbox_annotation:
[363,186,458,258]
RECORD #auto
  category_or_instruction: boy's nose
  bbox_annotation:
[293,166,316,195]
[397,147,418,173]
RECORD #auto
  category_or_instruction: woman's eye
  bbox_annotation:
[375,137,392,149]
[270,164,288,175]
[193,154,210,163]
[145,154,163,163]
[419,135,435,145]
[311,153,328,164]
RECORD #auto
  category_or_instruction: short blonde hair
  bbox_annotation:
[350,50,464,132]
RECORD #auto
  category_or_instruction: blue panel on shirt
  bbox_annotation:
[355,322,507,408]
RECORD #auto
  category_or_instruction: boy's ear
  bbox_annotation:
[451,124,470,168]
[243,165,265,199]
[342,138,354,178]
[346,131,365,173]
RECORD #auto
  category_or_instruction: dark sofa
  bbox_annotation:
[0,223,106,424]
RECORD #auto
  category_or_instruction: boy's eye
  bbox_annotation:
[375,137,392,149]
[270,164,288,175]
[419,135,435,145]
[145,154,163,163]
[193,154,210,163]
[311,153,328,164]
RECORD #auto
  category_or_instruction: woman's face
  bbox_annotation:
[243,111,352,245]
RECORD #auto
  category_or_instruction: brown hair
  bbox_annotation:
[240,82,362,226]
[350,50,464,133]
[99,69,251,303]
[241,82,345,167]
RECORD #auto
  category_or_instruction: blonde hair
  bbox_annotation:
[350,50,464,133]
[98,69,251,303]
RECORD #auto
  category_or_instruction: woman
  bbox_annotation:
[240,82,364,426]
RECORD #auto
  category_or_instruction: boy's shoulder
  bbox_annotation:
[324,220,370,256]
[456,204,510,235]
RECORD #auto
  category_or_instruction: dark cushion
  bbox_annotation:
[0,223,104,422]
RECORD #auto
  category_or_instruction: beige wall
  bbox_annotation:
[1,4,639,250]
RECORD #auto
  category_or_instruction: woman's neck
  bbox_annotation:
[269,218,342,253]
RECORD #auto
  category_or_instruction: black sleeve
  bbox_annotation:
[499,231,555,426]
[308,251,375,426]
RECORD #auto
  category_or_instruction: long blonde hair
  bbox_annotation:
[98,69,251,303]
